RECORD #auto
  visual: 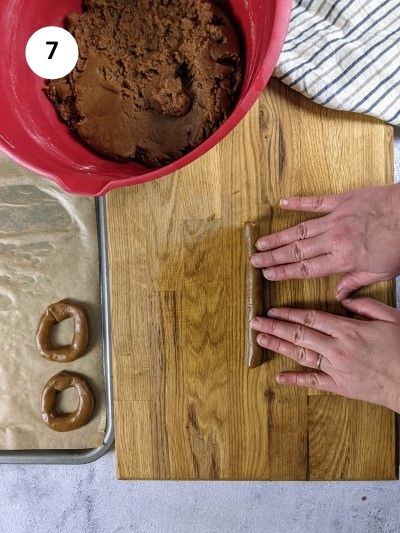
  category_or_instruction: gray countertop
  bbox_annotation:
[0,131,399,533]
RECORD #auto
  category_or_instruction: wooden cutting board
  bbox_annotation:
[106,79,397,480]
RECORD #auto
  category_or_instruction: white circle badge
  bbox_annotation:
[25,26,79,79]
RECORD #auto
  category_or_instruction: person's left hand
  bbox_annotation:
[251,298,400,412]
[250,185,400,300]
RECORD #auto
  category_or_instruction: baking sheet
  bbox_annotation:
[0,152,106,450]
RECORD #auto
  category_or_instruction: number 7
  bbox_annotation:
[46,41,59,60]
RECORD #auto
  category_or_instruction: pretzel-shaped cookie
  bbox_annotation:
[41,371,95,432]
[36,300,89,363]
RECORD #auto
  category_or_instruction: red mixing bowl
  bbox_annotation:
[0,0,291,196]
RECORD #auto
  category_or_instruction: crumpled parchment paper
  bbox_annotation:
[0,152,106,450]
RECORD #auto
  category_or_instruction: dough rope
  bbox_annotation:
[244,222,266,368]
[41,371,95,432]
[36,300,89,363]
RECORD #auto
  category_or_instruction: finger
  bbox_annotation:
[257,333,332,371]
[341,298,400,323]
[279,192,351,214]
[336,271,384,300]
[267,308,348,337]
[251,235,328,268]
[276,371,338,393]
[262,254,336,281]
[256,218,327,252]
[250,317,333,353]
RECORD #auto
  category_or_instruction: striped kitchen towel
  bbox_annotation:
[274,0,400,125]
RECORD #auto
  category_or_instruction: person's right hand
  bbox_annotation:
[251,184,400,300]
[251,298,400,413]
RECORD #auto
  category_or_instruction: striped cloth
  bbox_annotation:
[274,0,400,125]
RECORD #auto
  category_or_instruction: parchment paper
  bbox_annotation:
[0,153,106,450]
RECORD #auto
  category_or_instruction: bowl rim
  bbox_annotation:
[0,0,292,196]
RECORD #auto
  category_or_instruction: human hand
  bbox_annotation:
[251,298,400,413]
[251,185,400,300]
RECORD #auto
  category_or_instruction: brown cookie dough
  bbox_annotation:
[46,0,243,167]
[41,371,95,432]
[244,222,266,368]
[36,299,89,363]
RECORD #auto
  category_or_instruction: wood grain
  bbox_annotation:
[106,79,397,480]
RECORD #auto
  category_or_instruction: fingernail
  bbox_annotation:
[257,334,266,345]
[250,255,262,267]
[280,198,289,207]
[256,239,266,251]
[276,374,284,384]
[342,299,352,304]
[336,289,346,301]
[267,309,278,318]
[263,268,275,280]
[250,318,260,328]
